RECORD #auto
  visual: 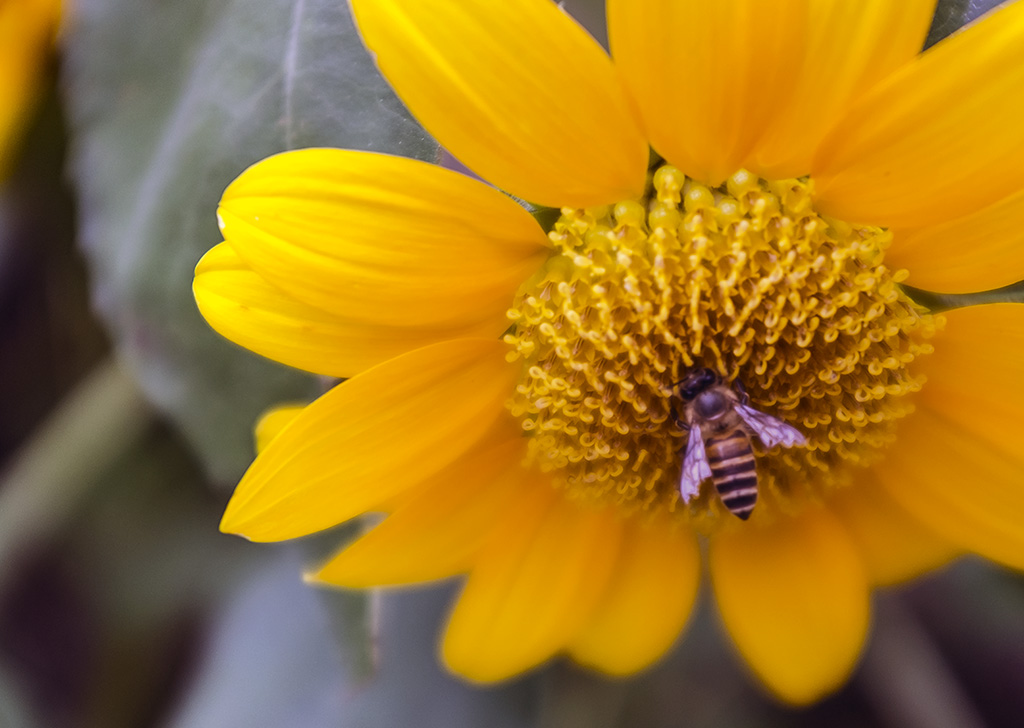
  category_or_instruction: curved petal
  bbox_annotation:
[875,407,1024,572]
[888,187,1024,294]
[349,0,647,208]
[709,508,870,705]
[814,1,1024,228]
[254,403,418,517]
[218,149,549,329]
[875,304,1024,569]
[832,476,959,586]
[0,0,60,177]
[609,0,806,185]
[749,0,936,179]
[568,516,700,676]
[920,305,1024,458]
[610,0,935,184]
[220,338,519,542]
[442,492,623,682]
[253,403,307,455]
[309,436,525,587]
[195,242,500,378]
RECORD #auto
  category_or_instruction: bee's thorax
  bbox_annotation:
[692,388,730,420]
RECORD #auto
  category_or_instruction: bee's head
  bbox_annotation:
[675,367,720,401]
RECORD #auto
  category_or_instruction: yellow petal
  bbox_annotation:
[194,242,499,378]
[888,187,1024,294]
[309,436,525,587]
[0,0,60,178]
[922,304,1024,465]
[831,476,958,586]
[875,304,1024,569]
[875,406,1024,571]
[814,1,1024,228]
[349,0,647,208]
[709,508,870,705]
[568,516,700,676]
[218,149,549,329]
[254,403,306,455]
[442,493,622,682]
[609,0,807,185]
[220,338,518,542]
[750,0,936,179]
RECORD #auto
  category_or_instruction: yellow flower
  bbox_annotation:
[193,0,1024,704]
[0,0,61,179]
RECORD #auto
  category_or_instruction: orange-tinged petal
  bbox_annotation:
[709,508,870,705]
[888,187,1024,293]
[349,0,647,208]
[814,1,1024,228]
[0,0,60,178]
[442,492,623,682]
[832,476,958,586]
[254,403,307,455]
[220,339,519,542]
[609,0,807,185]
[875,406,1024,571]
[310,437,525,587]
[920,304,1024,466]
[876,304,1024,569]
[218,149,549,329]
[568,516,700,676]
[194,242,499,378]
[749,0,936,179]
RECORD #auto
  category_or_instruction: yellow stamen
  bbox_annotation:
[505,166,939,532]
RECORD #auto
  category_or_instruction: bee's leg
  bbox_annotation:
[671,405,689,433]
[734,378,750,404]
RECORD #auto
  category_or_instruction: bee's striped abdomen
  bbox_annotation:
[706,431,758,520]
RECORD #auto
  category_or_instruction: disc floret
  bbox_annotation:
[505,165,939,530]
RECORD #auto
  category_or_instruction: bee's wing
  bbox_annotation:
[736,404,807,449]
[679,425,712,502]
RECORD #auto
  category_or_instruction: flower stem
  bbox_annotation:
[537,662,630,728]
[859,592,985,728]
[0,358,152,586]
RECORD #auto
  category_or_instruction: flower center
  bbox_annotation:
[505,165,940,532]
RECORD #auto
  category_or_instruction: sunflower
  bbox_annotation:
[193,0,1024,704]
[0,0,61,179]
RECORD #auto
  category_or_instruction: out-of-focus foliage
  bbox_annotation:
[165,565,539,728]
[924,0,1008,48]
[61,0,439,483]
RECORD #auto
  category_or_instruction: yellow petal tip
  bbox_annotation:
[218,511,247,537]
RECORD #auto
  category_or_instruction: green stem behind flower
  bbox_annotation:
[0,358,153,587]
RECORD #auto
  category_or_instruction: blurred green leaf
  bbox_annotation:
[60,0,439,482]
[860,593,986,728]
[0,664,37,728]
[0,411,259,728]
[165,566,539,728]
[62,425,259,728]
[0,360,151,586]
[925,0,1007,48]
[902,562,1024,725]
[536,662,630,728]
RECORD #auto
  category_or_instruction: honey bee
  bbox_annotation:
[674,368,806,520]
